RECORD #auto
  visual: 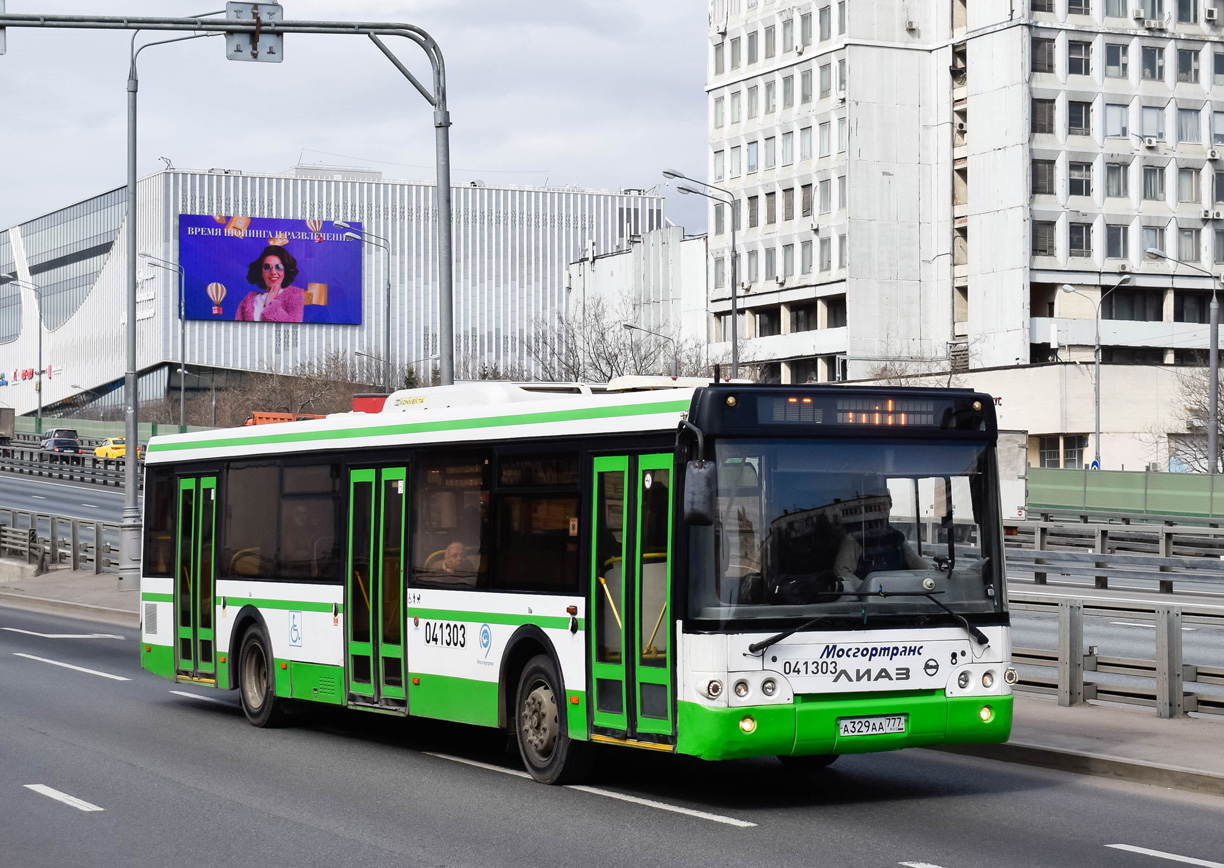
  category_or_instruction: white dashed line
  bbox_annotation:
[24,784,103,812]
[1106,844,1224,867]
[12,652,130,681]
[900,862,949,868]
[426,752,757,827]
[2,628,125,640]
[31,494,47,499]
[170,690,228,704]
[1109,622,1196,632]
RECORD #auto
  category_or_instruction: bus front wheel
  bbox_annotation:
[239,626,284,728]
[515,654,589,784]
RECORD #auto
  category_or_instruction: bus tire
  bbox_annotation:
[238,626,284,728]
[777,753,838,770]
[515,654,589,784]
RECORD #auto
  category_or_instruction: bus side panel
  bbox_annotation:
[140,577,176,680]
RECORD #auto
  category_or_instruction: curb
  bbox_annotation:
[935,741,1224,798]
[0,592,139,629]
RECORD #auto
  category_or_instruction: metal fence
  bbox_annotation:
[0,508,120,574]
[0,444,135,487]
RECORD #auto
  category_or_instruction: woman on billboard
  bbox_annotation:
[235,245,305,322]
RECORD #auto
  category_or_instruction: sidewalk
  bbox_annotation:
[1,558,1221,797]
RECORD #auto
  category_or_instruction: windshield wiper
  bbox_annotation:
[746,608,845,655]
[859,587,988,646]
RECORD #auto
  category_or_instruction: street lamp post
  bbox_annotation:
[662,169,739,378]
[7,278,43,434]
[338,223,394,392]
[1146,247,1221,474]
[140,253,187,430]
[1059,276,1130,470]
[622,322,678,377]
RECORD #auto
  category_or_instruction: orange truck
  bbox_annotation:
[243,412,325,426]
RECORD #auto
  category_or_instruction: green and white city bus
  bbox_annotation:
[140,379,1014,783]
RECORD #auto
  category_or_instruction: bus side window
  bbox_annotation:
[411,453,490,588]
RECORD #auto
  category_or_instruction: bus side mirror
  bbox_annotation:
[684,460,716,526]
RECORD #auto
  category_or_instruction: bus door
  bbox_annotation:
[345,467,408,710]
[590,454,675,740]
[175,476,217,682]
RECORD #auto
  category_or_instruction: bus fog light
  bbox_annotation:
[734,680,749,698]
[762,678,777,696]
[981,671,995,689]
[706,679,723,698]
[979,705,994,722]
[1004,667,1018,685]
[739,716,757,733]
[957,671,970,689]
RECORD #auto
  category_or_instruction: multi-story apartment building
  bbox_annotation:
[705,0,1224,383]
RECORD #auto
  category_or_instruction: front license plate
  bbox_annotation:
[838,715,906,737]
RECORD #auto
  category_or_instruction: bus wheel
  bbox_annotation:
[515,655,589,784]
[777,754,838,770]
[239,626,284,728]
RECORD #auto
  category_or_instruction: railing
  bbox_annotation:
[0,508,121,574]
[0,445,135,487]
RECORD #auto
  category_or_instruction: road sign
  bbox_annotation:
[225,2,284,63]
[1090,460,1100,470]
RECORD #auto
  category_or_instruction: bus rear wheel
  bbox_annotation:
[239,626,284,728]
[515,655,589,785]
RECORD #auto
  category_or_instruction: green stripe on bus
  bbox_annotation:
[408,607,583,631]
[147,399,692,455]
[409,672,500,728]
[223,598,340,614]
[142,593,173,603]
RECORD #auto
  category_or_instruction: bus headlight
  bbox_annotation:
[979,705,994,722]
[761,678,777,697]
[981,671,995,689]
[739,716,757,733]
[733,680,750,698]
[706,679,723,699]
[957,671,971,689]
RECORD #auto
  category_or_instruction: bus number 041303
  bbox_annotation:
[781,659,838,676]
[424,621,466,648]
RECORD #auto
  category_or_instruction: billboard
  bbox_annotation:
[178,215,363,324]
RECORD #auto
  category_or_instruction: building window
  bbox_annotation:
[783,188,795,221]
[801,241,813,274]
[758,308,781,336]
[1179,108,1201,143]
[1105,104,1129,138]
[820,64,831,97]
[730,145,742,178]
[791,302,816,331]
[747,141,759,173]
[1107,224,1129,258]
[714,204,725,235]
[1143,225,1166,254]
[765,81,776,113]
[731,91,741,123]
[819,5,831,40]
[782,244,795,277]
[765,25,776,59]
[1033,99,1056,134]
[713,150,725,182]
[1142,105,1165,140]
[838,117,847,151]
[819,237,832,271]
[748,30,758,64]
[1068,101,1091,136]
[828,295,847,327]
[800,13,812,47]
[730,36,741,69]
[1069,223,1092,257]
[1142,47,1164,82]
[839,0,846,33]
[1179,227,1201,261]
[746,86,757,118]
[1216,229,1224,263]
[838,59,846,91]
[801,184,813,216]
[1214,112,1224,144]
[801,70,812,104]
[1068,0,1090,13]
[766,191,777,224]
[1106,162,1130,197]
[1106,0,1127,15]
[783,75,794,109]
[1176,289,1210,322]
[1033,0,1054,11]
[1216,52,1224,85]
[1038,436,1060,468]
[819,121,831,156]
[748,195,759,228]
[1178,0,1198,23]
[747,249,759,282]
[714,257,726,289]
[1216,170,1224,203]
[714,97,724,128]
[1063,436,1087,470]
[765,247,777,280]
[819,179,832,213]
[1033,159,1056,194]
[1142,0,1166,19]
[764,136,776,169]
[714,43,725,75]
[1178,49,1200,84]
[1179,167,1202,203]
[783,17,794,52]
[1106,44,1129,78]
[1032,37,1055,74]
[838,176,847,209]
[1070,162,1092,197]
[800,126,812,160]
[1033,221,1056,256]
[782,131,794,165]
[1068,41,1091,76]
[1143,166,1165,200]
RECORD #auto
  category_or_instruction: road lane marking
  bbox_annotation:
[1107,844,1224,867]
[425,752,756,827]
[24,784,103,812]
[170,690,228,704]
[900,863,949,868]
[31,494,47,499]
[12,653,130,681]
[2,628,125,640]
[1109,621,1196,631]
[80,503,99,509]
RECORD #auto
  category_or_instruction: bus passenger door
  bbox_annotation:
[174,475,217,682]
[345,467,408,711]
[589,453,675,740]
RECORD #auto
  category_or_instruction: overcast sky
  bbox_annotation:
[0,0,709,233]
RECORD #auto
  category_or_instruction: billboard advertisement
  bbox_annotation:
[178,215,363,324]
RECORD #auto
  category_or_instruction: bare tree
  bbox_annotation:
[1168,359,1219,473]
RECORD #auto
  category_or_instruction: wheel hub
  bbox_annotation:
[522,684,558,758]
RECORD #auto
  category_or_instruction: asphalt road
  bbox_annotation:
[0,472,128,520]
[2,606,1223,868]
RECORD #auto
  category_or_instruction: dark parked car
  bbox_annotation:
[42,437,83,462]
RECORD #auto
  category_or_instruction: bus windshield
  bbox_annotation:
[687,437,1005,627]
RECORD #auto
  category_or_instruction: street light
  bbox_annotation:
[663,169,739,378]
[337,222,394,393]
[6,278,44,434]
[1059,276,1131,469]
[140,253,187,430]
[1146,247,1221,474]
[622,322,678,377]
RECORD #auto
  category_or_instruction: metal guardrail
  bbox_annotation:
[0,445,136,487]
[0,509,121,574]
[1009,591,1224,718]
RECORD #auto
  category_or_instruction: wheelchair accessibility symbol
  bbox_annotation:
[289,611,303,648]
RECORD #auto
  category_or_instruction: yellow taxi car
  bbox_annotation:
[94,437,140,459]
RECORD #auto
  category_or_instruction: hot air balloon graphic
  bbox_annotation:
[305,218,324,243]
[207,282,227,315]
